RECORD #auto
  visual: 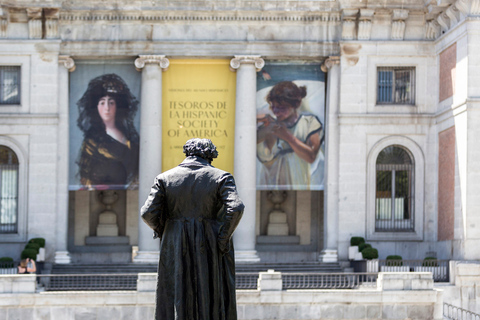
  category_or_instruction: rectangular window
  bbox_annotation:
[377,67,415,105]
[0,66,21,105]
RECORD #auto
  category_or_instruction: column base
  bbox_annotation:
[319,249,338,263]
[133,251,159,264]
[235,250,261,264]
[54,251,71,264]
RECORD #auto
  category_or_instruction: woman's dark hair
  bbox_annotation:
[183,138,219,163]
[266,81,307,109]
[77,73,139,140]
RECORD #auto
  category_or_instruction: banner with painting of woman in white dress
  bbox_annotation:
[256,63,325,190]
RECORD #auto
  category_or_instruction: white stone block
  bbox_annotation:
[0,275,36,293]
[258,270,282,291]
[348,246,359,260]
[137,273,157,292]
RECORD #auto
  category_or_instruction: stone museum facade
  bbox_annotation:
[0,0,479,267]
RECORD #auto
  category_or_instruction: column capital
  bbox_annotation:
[230,55,265,72]
[135,55,170,71]
[321,56,340,73]
[58,55,76,72]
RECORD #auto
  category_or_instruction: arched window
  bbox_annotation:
[375,145,414,232]
[0,146,19,233]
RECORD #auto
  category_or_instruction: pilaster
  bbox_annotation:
[55,55,76,265]
[320,56,340,264]
[134,55,170,264]
[230,55,264,263]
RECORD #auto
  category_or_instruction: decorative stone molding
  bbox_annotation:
[26,7,42,39]
[0,8,7,38]
[134,55,170,71]
[472,0,480,15]
[437,13,450,32]
[0,18,7,38]
[357,9,374,40]
[341,9,358,40]
[425,20,440,40]
[59,55,76,72]
[391,9,408,40]
[321,56,340,73]
[60,11,343,23]
[45,8,60,39]
[229,55,265,72]
[455,0,470,15]
[445,5,459,28]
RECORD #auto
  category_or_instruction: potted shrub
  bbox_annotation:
[0,257,16,274]
[362,248,379,273]
[29,238,45,262]
[381,255,410,272]
[349,236,365,260]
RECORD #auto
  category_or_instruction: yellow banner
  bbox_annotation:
[162,59,236,173]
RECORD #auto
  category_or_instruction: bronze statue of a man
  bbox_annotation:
[141,138,244,320]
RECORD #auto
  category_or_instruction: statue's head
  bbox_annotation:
[183,138,219,163]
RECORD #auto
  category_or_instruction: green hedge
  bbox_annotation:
[0,257,14,268]
[25,243,40,254]
[359,243,372,252]
[386,255,403,266]
[350,237,365,246]
[29,238,45,248]
[21,249,37,261]
[422,257,438,267]
[362,248,379,260]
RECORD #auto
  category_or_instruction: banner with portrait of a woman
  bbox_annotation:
[256,63,325,190]
[68,61,141,190]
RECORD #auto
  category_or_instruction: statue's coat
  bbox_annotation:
[141,155,244,320]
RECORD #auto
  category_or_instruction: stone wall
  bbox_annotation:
[0,272,443,320]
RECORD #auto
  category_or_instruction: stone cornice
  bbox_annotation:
[58,11,342,23]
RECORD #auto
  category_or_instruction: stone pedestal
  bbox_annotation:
[133,55,169,263]
[230,55,264,263]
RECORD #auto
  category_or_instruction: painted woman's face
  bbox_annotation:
[270,100,295,121]
[97,95,117,123]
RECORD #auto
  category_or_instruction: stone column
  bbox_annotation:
[133,55,170,263]
[54,56,75,264]
[229,55,264,263]
[320,57,340,263]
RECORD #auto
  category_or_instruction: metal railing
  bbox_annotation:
[377,259,449,282]
[282,273,378,290]
[235,272,258,290]
[37,274,138,291]
[444,303,480,320]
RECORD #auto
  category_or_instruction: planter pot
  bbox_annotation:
[0,267,17,274]
[413,266,447,280]
[366,259,379,273]
[36,248,45,262]
[380,266,410,272]
[348,246,359,260]
[350,260,367,273]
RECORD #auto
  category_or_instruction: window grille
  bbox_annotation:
[375,146,414,232]
[0,146,19,233]
[377,67,415,105]
[0,66,21,105]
